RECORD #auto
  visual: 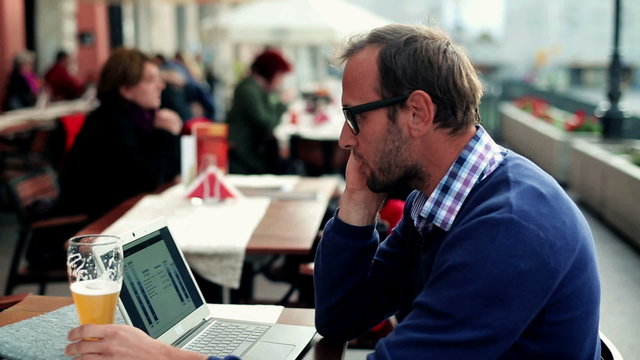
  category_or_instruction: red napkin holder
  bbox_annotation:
[186,166,242,201]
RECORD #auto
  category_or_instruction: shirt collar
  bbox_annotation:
[410,126,504,232]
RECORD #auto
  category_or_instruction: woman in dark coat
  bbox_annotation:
[59,48,182,220]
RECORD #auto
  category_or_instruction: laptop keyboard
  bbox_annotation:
[185,320,271,357]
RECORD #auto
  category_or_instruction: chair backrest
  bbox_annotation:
[600,331,624,360]
[4,168,82,295]
[59,112,86,152]
[289,136,348,176]
[6,168,59,225]
[48,112,87,171]
[0,293,32,311]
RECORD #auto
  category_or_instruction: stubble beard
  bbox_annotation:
[367,161,423,194]
[365,123,425,194]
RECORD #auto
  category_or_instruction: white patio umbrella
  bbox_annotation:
[211,0,391,45]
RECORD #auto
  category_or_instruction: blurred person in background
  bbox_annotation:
[44,50,85,101]
[176,52,206,85]
[226,49,293,174]
[154,54,193,123]
[58,48,182,221]
[164,52,216,121]
[3,50,40,111]
[200,54,221,101]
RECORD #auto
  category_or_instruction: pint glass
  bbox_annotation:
[67,235,123,325]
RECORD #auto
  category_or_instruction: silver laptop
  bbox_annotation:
[116,218,316,360]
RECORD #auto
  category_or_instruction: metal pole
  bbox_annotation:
[600,0,625,140]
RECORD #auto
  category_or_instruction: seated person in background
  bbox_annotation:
[313,24,602,359]
[165,52,216,121]
[201,54,221,104]
[154,54,193,123]
[3,50,40,111]
[44,50,85,101]
[58,48,182,221]
[226,49,292,174]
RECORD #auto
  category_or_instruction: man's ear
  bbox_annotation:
[405,90,436,136]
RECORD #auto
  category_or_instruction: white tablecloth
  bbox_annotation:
[103,183,272,289]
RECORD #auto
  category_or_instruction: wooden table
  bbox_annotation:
[0,295,345,360]
[0,99,96,137]
[77,176,341,256]
[76,176,340,303]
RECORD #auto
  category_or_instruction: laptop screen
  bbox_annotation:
[120,226,204,339]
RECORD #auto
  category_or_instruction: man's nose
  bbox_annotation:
[338,121,355,150]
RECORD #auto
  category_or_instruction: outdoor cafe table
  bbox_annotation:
[77,176,340,255]
[75,176,341,293]
[0,295,346,360]
[0,99,96,137]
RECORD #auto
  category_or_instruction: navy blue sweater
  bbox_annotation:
[315,152,601,359]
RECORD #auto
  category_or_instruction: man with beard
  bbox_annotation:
[64,25,602,360]
[313,24,602,359]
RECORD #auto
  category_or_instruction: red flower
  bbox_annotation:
[564,109,586,131]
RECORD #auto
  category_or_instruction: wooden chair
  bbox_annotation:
[0,131,39,172]
[270,261,316,307]
[4,168,88,295]
[600,331,624,360]
[289,135,348,176]
[0,292,32,311]
[49,113,86,170]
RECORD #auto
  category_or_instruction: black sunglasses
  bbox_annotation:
[342,94,410,135]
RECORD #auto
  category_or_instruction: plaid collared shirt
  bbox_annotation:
[410,126,505,233]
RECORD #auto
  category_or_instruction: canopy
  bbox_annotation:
[210,0,391,45]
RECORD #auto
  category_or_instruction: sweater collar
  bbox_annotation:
[410,126,505,232]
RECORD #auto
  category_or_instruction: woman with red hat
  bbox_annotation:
[226,48,293,174]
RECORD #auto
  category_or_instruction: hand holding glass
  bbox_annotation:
[67,235,123,325]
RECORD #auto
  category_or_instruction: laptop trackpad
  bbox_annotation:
[244,342,294,360]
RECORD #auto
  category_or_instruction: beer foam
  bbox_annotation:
[70,280,121,296]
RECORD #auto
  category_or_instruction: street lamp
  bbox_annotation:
[599,0,625,140]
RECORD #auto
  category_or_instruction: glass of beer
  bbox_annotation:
[67,235,123,325]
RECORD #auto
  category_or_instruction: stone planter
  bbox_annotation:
[572,139,640,248]
[499,102,597,185]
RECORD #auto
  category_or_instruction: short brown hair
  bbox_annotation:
[336,24,483,134]
[97,48,152,101]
